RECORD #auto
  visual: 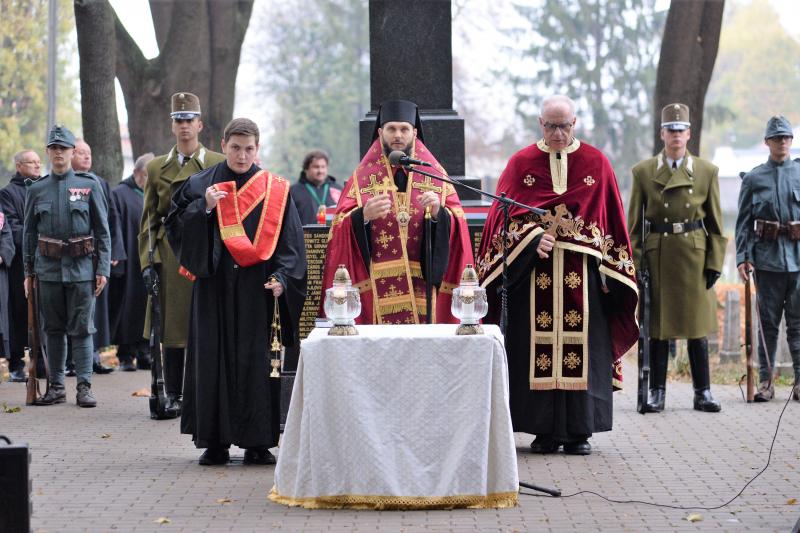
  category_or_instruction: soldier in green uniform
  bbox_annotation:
[138,92,224,416]
[736,116,800,402]
[628,103,727,413]
[23,125,111,407]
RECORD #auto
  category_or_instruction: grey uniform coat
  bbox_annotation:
[735,157,800,271]
[628,151,727,339]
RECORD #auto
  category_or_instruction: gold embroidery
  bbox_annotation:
[411,175,443,195]
[536,311,552,329]
[536,272,551,290]
[536,353,551,372]
[564,271,581,289]
[361,174,395,198]
[564,352,581,370]
[524,174,535,186]
[385,284,403,298]
[376,230,394,250]
[584,175,595,186]
[564,309,582,327]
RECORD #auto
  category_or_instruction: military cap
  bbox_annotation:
[661,103,690,131]
[764,115,793,139]
[46,124,76,148]
[170,92,201,120]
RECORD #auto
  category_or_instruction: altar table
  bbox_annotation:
[269,324,518,510]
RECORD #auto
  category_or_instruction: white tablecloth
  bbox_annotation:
[270,324,518,510]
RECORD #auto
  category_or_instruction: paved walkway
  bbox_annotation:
[0,357,798,532]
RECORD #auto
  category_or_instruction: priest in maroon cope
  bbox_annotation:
[320,100,472,324]
[476,95,638,455]
[166,118,307,466]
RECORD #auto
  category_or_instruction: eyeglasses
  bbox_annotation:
[20,160,41,165]
[542,121,574,133]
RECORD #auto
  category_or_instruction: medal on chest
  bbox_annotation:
[68,188,91,202]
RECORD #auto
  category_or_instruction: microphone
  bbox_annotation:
[388,150,432,167]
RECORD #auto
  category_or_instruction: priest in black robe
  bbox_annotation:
[166,118,306,466]
[109,153,153,371]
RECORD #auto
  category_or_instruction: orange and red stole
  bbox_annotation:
[321,139,472,325]
[214,170,290,267]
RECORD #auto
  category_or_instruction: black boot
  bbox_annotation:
[688,337,721,412]
[646,339,669,412]
[164,348,184,417]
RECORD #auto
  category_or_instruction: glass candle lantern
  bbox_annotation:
[324,264,361,336]
[451,264,488,335]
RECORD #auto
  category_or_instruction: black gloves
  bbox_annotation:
[705,269,720,290]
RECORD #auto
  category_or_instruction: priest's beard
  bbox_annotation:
[383,141,412,157]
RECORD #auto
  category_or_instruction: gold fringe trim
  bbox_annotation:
[376,301,414,314]
[268,487,518,510]
[372,263,422,279]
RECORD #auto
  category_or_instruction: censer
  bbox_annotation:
[268,276,282,378]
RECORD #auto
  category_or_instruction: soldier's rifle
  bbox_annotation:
[743,261,756,402]
[25,274,48,405]
[636,204,651,414]
[146,220,173,419]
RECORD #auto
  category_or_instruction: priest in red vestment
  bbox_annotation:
[166,118,306,466]
[477,95,638,456]
[321,100,472,324]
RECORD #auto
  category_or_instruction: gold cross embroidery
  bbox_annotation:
[539,203,571,238]
[361,174,396,197]
[411,176,443,195]
[376,230,394,249]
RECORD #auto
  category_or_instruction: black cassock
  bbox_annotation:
[166,163,306,449]
[504,234,619,442]
[108,177,146,344]
[93,175,125,349]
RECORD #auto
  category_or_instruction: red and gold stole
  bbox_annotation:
[529,249,589,390]
[214,170,289,267]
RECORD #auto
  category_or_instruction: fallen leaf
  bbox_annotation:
[154,517,171,525]
[787,498,797,505]
[132,388,150,397]
[101,433,111,439]
[686,513,703,523]
[2,402,21,413]
[216,497,234,504]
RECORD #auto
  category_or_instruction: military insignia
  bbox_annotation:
[584,175,595,186]
[68,188,91,202]
[524,174,535,187]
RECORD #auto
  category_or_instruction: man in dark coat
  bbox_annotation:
[71,139,125,374]
[166,118,306,465]
[0,150,41,382]
[109,153,153,371]
[0,209,15,362]
[289,150,342,225]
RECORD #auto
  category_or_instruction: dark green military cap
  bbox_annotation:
[661,103,690,131]
[46,124,76,148]
[764,115,793,139]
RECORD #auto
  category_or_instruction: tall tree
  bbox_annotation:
[74,0,254,184]
[702,0,800,155]
[652,0,724,157]
[0,0,80,182]
[248,0,368,181]
[505,0,666,187]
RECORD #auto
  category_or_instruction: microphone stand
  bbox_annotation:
[401,162,561,498]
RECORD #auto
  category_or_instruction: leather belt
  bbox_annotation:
[648,220,703,234]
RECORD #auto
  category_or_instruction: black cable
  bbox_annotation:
[519,383,796,510]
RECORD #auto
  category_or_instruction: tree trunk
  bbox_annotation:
[652,0,724,156]
[74,0,123,183]
[75,0,254,183]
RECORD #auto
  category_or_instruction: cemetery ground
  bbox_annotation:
[0,350,798,532]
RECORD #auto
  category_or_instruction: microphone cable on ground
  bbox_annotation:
[519,382,796,511]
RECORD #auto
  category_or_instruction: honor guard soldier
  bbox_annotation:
[628,103,727,413]
[138,92,224,417]
[736,116,800,402]
[22,125,111,407]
